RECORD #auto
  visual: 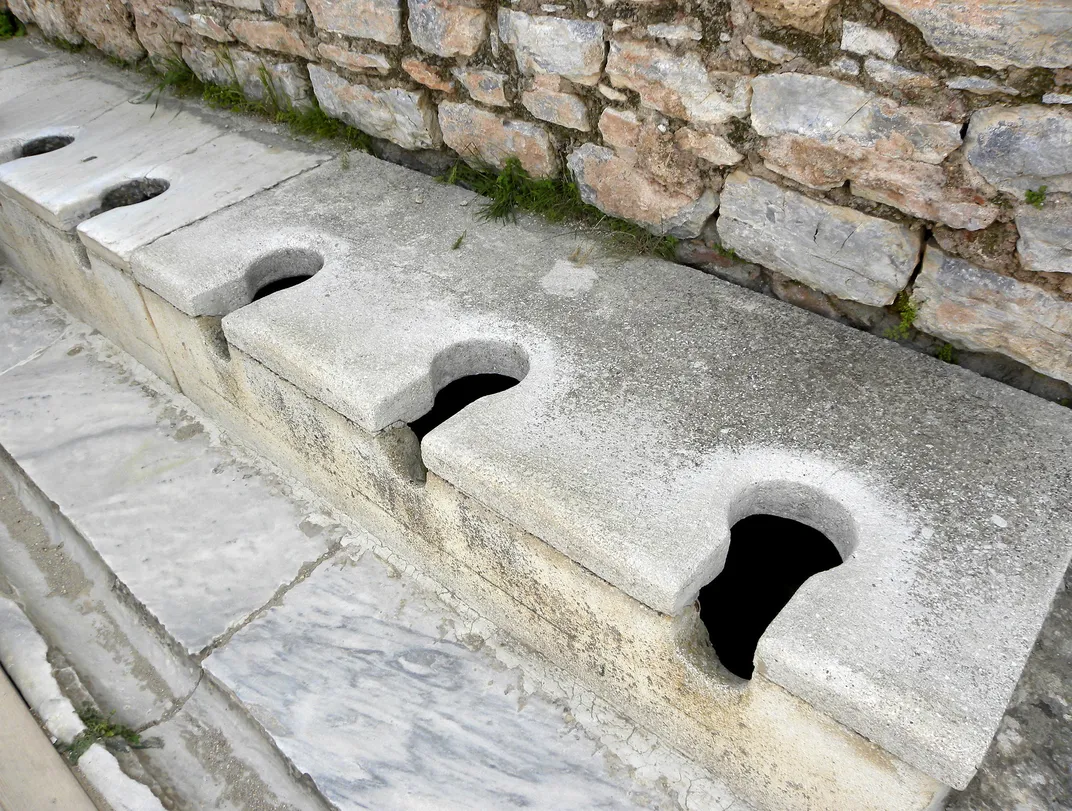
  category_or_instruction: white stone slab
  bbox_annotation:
[132,151,1072,788]
[205,545,711,811]
[0,37,50,71]
[0,330,333,653]
[0,266,67,373]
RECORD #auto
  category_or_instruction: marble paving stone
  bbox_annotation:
[205,545,727,810]
[131,150,1072,788]
[0,267,68,373]
[0,330,333,653]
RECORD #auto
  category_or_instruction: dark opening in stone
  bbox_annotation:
[408,374,520,441]
[251,275,314,302]
[21,135,75,157]
[94,178,170,215]
[698,514,842,680]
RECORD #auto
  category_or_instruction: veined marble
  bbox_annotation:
[0,267,68,373]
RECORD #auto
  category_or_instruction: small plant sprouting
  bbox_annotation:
[0,10,26,40]
[452,231,466,250]
[1025,186,1048,210]
[440,157,679,261]
[339,150,351,170]
[935,343,956,363]
[60,705,146,764]
[885,290,918,341]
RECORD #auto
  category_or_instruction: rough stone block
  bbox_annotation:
[188,13,233,42]
[877,0,1072,69]
[963,105,1072,194]
[567,143,717,238]
[230,19,313,59]
[751,0,836,33]
[74,0,145,62]
[497,10,605,86]
[310,66,441,149]
[913,245,1072,383]
[317,43,390,73]
[606,39,750,126]
[264,0,305,15]
[1015,199,1072,274]
[864,58,938,90]
[521,86,589,131]
[674,128,742,166]
[231,50,314,108]
[452,67,508,106]
[438,101,556,176]
[130,0,186,67]
[408,0,486,58]
[307,0,401,44]
[401,57,454,92]
[742,35,796,64]
[716,171,922,305]
[841,21,898,59]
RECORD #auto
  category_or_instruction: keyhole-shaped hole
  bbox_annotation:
[21,135,75,157]
[407,374,520,441]
[698,514,842,680]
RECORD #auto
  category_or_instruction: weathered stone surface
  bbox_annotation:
[317,43,390,73]
[452,68,508,106]
[964,106,1072,193]
[841,21,898,59]
[408,0,486,57]
[830,55,861,75]
[1016,199,1072,274]
[751,0,837,33]
[264,0,305,15]
[864,58,938,90]
[130,0,185,66]
[877,0,1072,69]
[521,86,589,131]
[438,101,556,176]
[307,0,401,45]
[595,109,705,194]
[606,39,750,126]
[22,0,81,43]
[497,10,605,86]
[310,65,441,149]
[674,127,742,165]
[188,13,232,42]
[645,19,701,41]
[743,35,795,64]
[182,43,232,85]
[946,75,1019,96]
[913,245,1072,383]
[230,20,313,58]
[214,0,262,9]
[74,0,145,62]
[717,171,922,305]
[1043,92,1072,106]
[751,73,961,164]
[401,57,454,92]
[232,50,314,108]
[567,144,717,238]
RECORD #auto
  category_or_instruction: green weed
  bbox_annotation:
[441,157,679,260]
[0,10,25,40]
[934,343,956,363]
[452,231,466,250]
[1025,186,1048,210]
[61,705,145,763]
[885,290,918,341]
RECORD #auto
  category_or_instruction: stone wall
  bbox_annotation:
[9,0,1072,401]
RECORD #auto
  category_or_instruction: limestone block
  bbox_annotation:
[230,19,313,59]
[945,76,1019,96]
[841,21,898,59]
[310,65,441,150]
[716,171,922,305]
[751,0,836,33]
[1016,199,1072,274]
[864,58,938,90]
[606,38,750,125]
[182,43,232,85]
[452,67,508,106]
[566,143,717,238]
[264,0,305,15]
[742,35,796,64]
[877,0,1072,69]
[317,43,390,73]
[438,101,556,177]
[307,0,401,45]
[74,0,145,62]
[407,0,486,58]
[645,19,701,41]
[913,245,1072,383]
[401,57,454,92]
[188,13,232,42]
[497,9,605,86]
[129,0,186,66]
[24,0,82,43]
[521,86,589,131]
[214,0,262,9]
[231,50,314,108]
[673,128,742,166]
[964,105,1072,194]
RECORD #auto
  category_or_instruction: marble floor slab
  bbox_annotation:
[0,267,68,373]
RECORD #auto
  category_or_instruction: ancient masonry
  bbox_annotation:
[5,0,1071,401]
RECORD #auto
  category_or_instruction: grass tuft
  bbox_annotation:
[60,705,145,763]
[934,342,956,363]
[441,158,679,260]
[884,290,918,341]
[1025,186,1048,210]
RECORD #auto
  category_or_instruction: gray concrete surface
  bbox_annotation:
[132,148,1072,789]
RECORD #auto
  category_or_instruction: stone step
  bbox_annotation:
[2,39,1071,811]
[0,267,731,810]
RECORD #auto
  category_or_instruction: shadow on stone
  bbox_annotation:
[408,374,520,441]
[21,135,75,157]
